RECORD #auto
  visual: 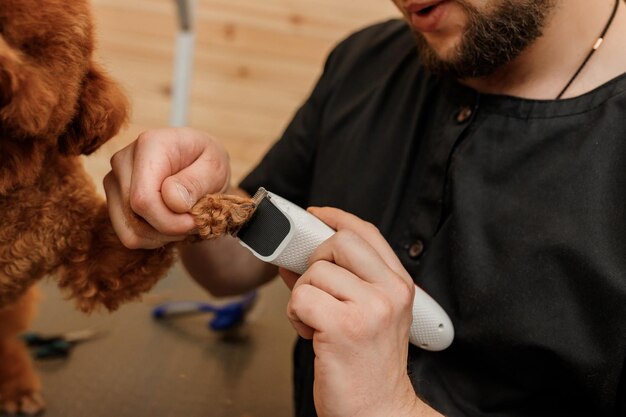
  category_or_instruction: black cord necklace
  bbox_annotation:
[556,0,620,99]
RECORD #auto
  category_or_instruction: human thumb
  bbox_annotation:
[161,154,231,214]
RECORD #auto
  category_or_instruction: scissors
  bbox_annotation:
[152,291,258,331]
[21,328,100,359]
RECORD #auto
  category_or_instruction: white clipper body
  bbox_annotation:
[236,187,454,351]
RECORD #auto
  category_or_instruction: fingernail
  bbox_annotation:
[176,183,193,209]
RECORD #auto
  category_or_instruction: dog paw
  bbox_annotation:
[0,391,45,416]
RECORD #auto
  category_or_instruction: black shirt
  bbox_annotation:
[240,19,626,417]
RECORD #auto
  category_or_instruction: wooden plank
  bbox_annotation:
[85,0,401,188]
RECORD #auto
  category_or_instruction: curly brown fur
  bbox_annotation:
[191,194,257,239]
[0,156,175,312]
[0,1,174,414]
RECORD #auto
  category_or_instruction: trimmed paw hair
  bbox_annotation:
[191,194,256,239]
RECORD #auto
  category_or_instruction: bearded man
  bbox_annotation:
[105,0,626,416]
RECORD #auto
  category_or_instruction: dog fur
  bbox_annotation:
[0,1,174,414]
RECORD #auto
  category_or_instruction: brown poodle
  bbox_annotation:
[0,1,174,414]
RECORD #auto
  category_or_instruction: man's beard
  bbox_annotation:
[414,0,556,79]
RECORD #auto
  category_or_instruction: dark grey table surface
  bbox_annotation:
[28,262,295,417]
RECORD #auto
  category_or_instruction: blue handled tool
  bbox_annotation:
[152,291,258,331]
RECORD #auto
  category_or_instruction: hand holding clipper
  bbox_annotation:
[236,188,454,351]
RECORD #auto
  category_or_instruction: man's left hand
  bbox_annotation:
[280,207,442,417]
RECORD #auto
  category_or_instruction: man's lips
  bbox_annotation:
[406,0,443,14]
[405,0,450,33]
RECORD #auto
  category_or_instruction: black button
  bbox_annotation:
[408,240,424,259]
[456,106,473,123]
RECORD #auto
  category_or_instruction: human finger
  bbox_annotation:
[309,206,412,284]
[159,129,231,214]
[287,283,345,339]
[309,229,399,286]
[126,128,222,234]
[105,143,160,248]
[297,260,371,303]
[107,141,189,245]
[104,171,180,249]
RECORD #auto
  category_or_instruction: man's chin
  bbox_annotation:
[414,34,502,79]
[414,35,461,76]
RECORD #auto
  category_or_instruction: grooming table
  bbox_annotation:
[30,262,294,417]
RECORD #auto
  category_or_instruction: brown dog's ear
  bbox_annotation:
[58,63,129,155]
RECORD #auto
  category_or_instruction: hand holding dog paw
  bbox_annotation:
[104,127,231,249]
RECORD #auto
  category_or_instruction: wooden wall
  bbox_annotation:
[88,0,400,186]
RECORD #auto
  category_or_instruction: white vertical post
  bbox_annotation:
[170,0,196,127]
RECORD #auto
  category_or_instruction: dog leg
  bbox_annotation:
[56,204,175,313]
[0,286,45,416]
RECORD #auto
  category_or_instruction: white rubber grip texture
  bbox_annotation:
[263,192,454,351]
[266,192,335,275]
[409,286,454,351]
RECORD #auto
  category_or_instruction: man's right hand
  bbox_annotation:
[104,127,231,249]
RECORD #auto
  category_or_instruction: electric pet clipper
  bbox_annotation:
[236,187,454,351]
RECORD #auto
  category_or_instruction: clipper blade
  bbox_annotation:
[236,188,292,257]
